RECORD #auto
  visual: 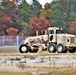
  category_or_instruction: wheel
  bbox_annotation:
[48,43,56,53]
[57,43,65,53]
[19,44,29,53]
[69,47,75,53]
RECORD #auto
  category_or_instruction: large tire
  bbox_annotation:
[19,44,29,53]
[57,43,65,53]
[48,43,56,53]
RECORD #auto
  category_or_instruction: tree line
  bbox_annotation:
[0,0,76,36]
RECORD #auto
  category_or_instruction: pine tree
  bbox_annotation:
[32,0,42,17]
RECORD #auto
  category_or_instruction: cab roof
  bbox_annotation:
[48,27,60,30]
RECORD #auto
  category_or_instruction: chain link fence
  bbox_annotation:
[0,36,26,52]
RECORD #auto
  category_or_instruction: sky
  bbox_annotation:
[26,0,52,7]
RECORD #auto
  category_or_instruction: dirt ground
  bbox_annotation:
[0,48,76,75]
[40,70,76,75]
[0,70,76,75]
[0,71,33,75]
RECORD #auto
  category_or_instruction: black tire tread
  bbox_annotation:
[19,44,29,53]
[48,43,56,53]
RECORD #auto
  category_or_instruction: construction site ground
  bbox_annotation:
[0,47,76,75]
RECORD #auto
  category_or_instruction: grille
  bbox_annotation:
[71,37,75,43]
[63,36,66,42]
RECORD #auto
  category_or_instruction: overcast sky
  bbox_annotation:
[26,0,52,7]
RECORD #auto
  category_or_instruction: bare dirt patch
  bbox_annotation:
[0,48,76,75]
[0,71,33,75]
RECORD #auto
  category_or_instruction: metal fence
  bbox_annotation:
[0,36,26,51]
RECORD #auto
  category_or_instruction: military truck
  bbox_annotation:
[19,27,76,53]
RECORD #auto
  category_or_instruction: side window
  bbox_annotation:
[50,30,54,34]
[56,30,62,34]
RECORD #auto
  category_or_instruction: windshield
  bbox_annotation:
[50,30,54,34]
[56,30,62,34]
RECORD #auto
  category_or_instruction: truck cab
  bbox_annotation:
[47,27,63,44]
[47,27,76,53]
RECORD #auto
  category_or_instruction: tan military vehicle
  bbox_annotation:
[19,27,76,53]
